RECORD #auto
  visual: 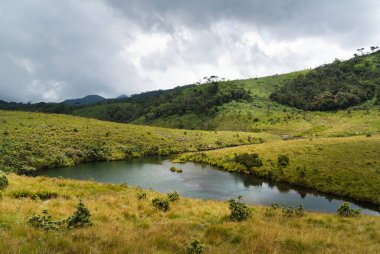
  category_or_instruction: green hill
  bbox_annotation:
[270,50,380,110]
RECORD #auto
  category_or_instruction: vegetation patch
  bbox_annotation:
[228,198,251,222]
[152,197,170,211]
[186,239,205,254]
[10,190,59,200]
[0,172,8,190]
[337,202,361,217]
[167,191,180,202]
[28,201,92,231]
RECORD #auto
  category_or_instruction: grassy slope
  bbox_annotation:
[178,135,380,205]
[0,175,379,254]
[0,110,277,173]
[71,71,380,138]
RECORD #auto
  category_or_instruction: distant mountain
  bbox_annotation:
[115,94,128,99]
[62,95,105,105]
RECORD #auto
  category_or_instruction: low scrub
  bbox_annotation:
[265,203,305,217]
[66,201,92,228]
[28,210,65,231]
[0,172,8,190]
[186,239,205,254]
[136,191,147,200]
[28,201,92,231]
[228,198,251,222]
[152,197,170,211]
[277,155,290,167]
[234,153,263,168]
[337,202,361,217]
[167,191,180,202]
[11,190,59,200]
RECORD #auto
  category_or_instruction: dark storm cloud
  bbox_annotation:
[108,0,379,46]
[0,0,379,102]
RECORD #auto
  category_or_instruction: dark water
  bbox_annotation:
[37,158,379,215]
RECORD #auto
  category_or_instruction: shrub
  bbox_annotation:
[34,191,59,200]
[228,198,250,221]
[337,202,361,217]
[136,192,147,200]
[186,239,205,254]
[265,203,281,217]
[0,172,8,190]
[28,209,65,231]
[10,190,58,200]
[167,191,180,202]
[152,197,170,211]
[10,190,34,199]
[66,201,92,228]
[234,153,263,168]
[265,203,305,217]
[278,155,290,167]
[281,205,305,217]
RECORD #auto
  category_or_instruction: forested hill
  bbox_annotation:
[270,49,380,111]
[70,79,252,125]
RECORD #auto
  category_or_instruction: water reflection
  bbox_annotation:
[36,158,379,215]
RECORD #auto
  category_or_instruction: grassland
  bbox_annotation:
[178,135,380,206]
[0,110,277,174]
[0,174,379,254]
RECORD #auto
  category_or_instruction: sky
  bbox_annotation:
[1,0,379,102]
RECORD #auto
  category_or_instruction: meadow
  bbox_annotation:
[0,110,276,174]
[0,174,379,254]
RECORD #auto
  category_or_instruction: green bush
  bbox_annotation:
[228,199,250,222]
[152,197,170,211]
[234,153,263,168]
[34,191,59,200]
[0,172,8,190]
[265,203,305,217]
[281,205,305,217]
[28,209,65,231]
[170,166,177,172]
[167,191,180,202]
[337,202,361,217]
[136,191,147,200]
[186,239,205,254]
[10,190,58,200]
[278,155,290,167]
[66,201,92,228]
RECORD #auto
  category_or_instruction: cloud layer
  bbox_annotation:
[1,0,379,102]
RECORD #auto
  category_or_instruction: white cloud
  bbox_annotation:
[0,0,379,102]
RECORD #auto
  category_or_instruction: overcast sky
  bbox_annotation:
[1,0,379,102]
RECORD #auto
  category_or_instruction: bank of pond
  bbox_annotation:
[36,157,379,215]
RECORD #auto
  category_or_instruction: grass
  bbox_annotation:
[0,174,379,253]
[70,70,380,138]
[0,110,277,173]
[178,135,380,205]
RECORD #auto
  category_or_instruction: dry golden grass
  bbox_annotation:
[0,175,379,253]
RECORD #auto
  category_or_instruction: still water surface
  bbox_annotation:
[37,158,379,215]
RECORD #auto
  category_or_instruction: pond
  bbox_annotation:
[37,157,379,215]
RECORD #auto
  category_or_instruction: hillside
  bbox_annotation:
[270,50,380,110]
[0,110,275,174]
[0,174,379,253]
